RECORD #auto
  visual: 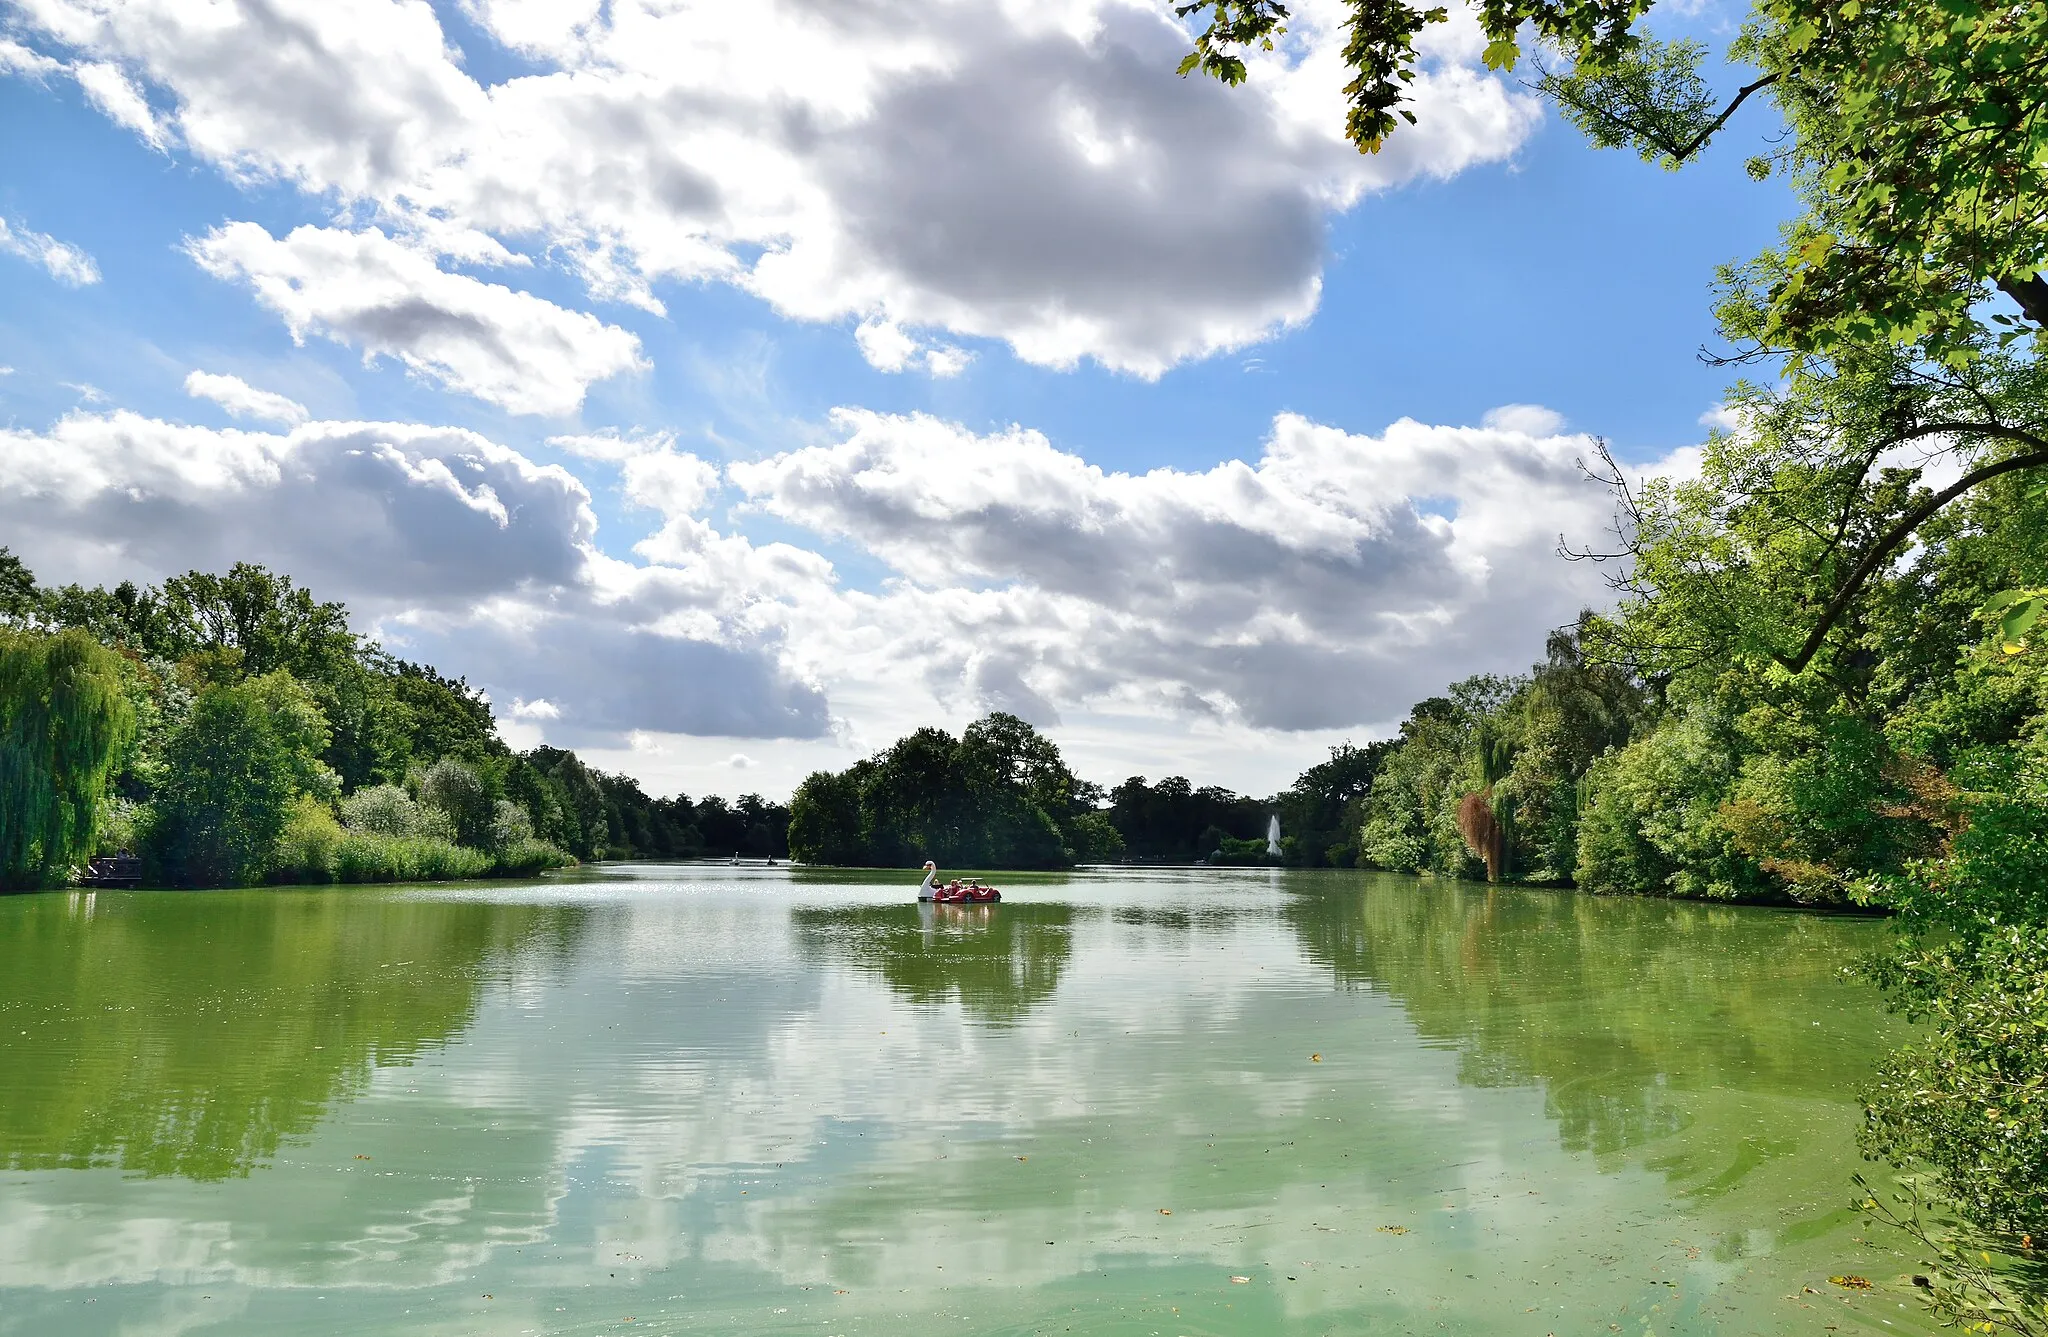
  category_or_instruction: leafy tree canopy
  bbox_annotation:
[790,714,1102,869]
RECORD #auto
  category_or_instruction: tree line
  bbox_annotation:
[783,715,1390,871]
[0,554,787,891]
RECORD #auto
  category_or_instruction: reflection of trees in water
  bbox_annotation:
[792,903,1076,1024]
[1282,874,1891,1156]
[0,890,585,1180]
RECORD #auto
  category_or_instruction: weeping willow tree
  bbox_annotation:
[0,629,136,890]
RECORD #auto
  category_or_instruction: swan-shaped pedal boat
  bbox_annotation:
[917,861,1002,904]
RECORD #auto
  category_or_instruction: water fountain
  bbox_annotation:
[1266,815,1282,858]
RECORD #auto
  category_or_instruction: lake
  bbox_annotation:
[0,865,1936,1335]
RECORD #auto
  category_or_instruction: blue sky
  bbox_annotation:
[0,0,1788,799]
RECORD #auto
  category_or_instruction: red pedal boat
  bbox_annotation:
[926,881,1001,904]
[916,861,1001,903]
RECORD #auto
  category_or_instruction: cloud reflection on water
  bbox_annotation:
[0,868,1929,1335]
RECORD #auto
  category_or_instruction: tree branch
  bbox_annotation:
[1667,74,1779,163]
[1537,70,1777,165]
[1775,439,2048,673]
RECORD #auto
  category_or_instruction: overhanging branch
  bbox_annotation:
[1774,438,2048,673]
[1541,71,1778,164]
[1667,74,1779,164]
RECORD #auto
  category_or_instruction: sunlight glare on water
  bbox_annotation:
[0,865,1935,1335]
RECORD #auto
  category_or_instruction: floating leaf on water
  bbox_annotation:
[1159,1208,1173,1215]
[1015,1156,1028,1162]
[1229,1276,1251,1284]
[1829,1275,1873,1289]
[1378,1225,1409,1235]
[1310,1053,1321,1062]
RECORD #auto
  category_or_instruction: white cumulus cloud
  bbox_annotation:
[854,318,975,379]
[734,405,1664,731]
[5,0,1539,376]
[623,451,722,518]
[186,223,646,416]
[183,370,309,425]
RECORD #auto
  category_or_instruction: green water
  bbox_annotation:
[0,866,1937,1336]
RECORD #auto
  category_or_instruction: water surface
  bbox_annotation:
[0,866,1935,1335]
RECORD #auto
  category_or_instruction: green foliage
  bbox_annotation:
[788,714,1098,869]
[529,747,610,858]
[1109,774,1265,862]
[789,769,866,866]
[416,755,492,848]
[312,658,411,792]
[389,660,503,765]
[0,547,36,625]
[1556,352,2047,909]
[1851,749,2048,1330]
[1064,810,1126,863]
[490,799,534,852]
[672,790,785,860]
[1538,37,1726,168]
[272,793,347,883]
[1987,587,2048,655]
[146,673,337,888]
[1273,742,1392,867]
[284,768,568,883]
[0,629,138,889]
[1173,0,1289,87]
[1741,0,2048,357]
[340,782,447,840]
[1575,709,1768,898]
[1208,833,1275,865]
[491,837,574,878]
[343,835,493,882]
[1864,924,2048,1246]
[1368,663,1605,876]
